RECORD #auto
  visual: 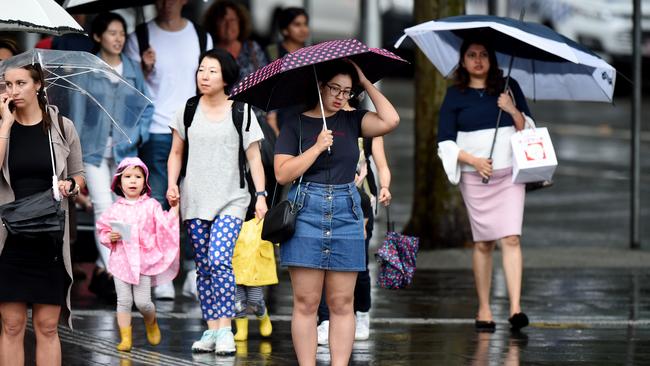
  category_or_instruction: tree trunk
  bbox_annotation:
[403,0,472,249]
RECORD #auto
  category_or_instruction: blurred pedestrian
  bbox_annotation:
[437,39,530,332]
[124,0,213,301]
[96,157,180,352]
[0,38,19,61]
[0,63,85,366]
[265,7,310,137]
[274,59,399,366]
[75,11,154,304]
[166,48,267,356]
[51,14,94,53]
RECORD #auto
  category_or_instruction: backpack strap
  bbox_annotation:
[135,22,150,57]
[231,102,246,189]
[180,95,201,179]
[192,22,208,53]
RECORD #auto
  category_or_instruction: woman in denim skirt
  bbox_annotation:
[274,60,399,366]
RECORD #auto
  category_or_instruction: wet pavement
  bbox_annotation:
[17,78,650,364]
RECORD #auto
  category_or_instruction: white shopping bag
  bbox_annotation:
[510,126,557,184]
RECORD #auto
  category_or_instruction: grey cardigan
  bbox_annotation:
[0,106,85,328]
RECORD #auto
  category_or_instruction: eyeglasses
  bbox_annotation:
[325,84,354,99]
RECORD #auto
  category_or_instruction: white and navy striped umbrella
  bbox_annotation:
[395,15,616,102]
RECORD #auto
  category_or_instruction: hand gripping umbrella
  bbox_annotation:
[396,14,616,182]
[229,38,408,133]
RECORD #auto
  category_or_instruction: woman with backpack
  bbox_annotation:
[166,48,267,356]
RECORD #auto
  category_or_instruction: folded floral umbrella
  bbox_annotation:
[0,49,152,158]
[376,207,419,290]
[229,38,408,116]
[0,0,84,36]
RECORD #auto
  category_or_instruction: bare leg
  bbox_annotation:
[206,318,232,330]
[289,267,325,366]
[500,235,523,316]
[0,302,27,366]
[33,303,62,366]
[325,271,358,366]
[473,241,496,321]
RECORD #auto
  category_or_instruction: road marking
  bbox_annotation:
[72,310,650,328]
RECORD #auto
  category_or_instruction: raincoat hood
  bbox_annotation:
[111,157,152,197]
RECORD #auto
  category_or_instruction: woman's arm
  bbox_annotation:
[0,94,14,170]
[246,141,268,219]
[274,128,333,184]
[348,62,400,138]
[166,130,184,207]
[458,150,492,179]
[498,92,525,131]
[371,136,392,206]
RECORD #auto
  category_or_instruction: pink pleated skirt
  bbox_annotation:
[459,167,525,242]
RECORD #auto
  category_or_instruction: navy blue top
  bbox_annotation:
[275,109,367,184]
[437,78,531,143]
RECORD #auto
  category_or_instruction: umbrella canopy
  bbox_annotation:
[0,0,84,36]
[0,49,152,158]
[229,38,408,112]
[395,14,616,102]
[63,0,154,14]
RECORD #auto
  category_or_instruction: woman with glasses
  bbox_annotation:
[274,59,399,366]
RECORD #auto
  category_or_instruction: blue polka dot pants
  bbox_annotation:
[186,216,243,321]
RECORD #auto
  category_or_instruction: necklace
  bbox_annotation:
[475,88,486,98]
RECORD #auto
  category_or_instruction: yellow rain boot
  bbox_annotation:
[145,319,161,346]
[234,317,248,341]
[116,326,132,352]
[258,309,272,337]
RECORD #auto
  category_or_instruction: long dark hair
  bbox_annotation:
[90,12,128,54]
[454,39,504,95]
[7,64,52,135]
[306,60,359,109]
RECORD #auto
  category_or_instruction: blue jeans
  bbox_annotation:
[138,133,171,210]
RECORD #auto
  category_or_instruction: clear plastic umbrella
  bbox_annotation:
[0,49,152,159]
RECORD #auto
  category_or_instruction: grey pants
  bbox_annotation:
[235,286,266,318]
[114,275,155,314]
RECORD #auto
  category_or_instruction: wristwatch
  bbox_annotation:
[255,191,268,197]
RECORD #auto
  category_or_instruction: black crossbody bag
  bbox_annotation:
[261,117,304,244]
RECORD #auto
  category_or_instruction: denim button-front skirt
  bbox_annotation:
[280,182,365,272]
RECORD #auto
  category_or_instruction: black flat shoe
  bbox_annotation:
[475,319,496,333]
[508,312,529,331]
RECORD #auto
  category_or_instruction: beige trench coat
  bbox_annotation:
[0,106,85,328]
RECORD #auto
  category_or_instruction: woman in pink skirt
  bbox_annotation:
[437,39,531,332]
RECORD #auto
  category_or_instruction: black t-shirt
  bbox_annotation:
[275,109,367,184]
[9,121,53,200]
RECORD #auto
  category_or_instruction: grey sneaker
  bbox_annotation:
[215,328,236,356]
[317,320,329,345]
[191,330,217,353]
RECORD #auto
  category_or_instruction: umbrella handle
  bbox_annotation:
[386,206,394,232]
[312,65,331,155]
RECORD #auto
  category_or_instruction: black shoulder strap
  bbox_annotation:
[135,22,150,57]
[180,96,201,179]
[192,22,208,53]
[232,102,246,189]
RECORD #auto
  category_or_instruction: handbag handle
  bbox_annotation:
[269,114,304,208]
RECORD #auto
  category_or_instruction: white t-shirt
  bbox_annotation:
[169,102,264,221]
[125,20,213,134]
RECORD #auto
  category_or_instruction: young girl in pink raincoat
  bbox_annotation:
[96,157,180,352]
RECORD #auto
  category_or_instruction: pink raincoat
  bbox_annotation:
[96,195,180,286]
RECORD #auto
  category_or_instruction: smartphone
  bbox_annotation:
[8,100,14,113]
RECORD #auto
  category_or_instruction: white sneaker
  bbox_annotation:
[154,281,176,300]
[355,311,370,341]
[215,328,236,356]
[182,271,198,299]
[317,320,329,345]
[191,330,217,353]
